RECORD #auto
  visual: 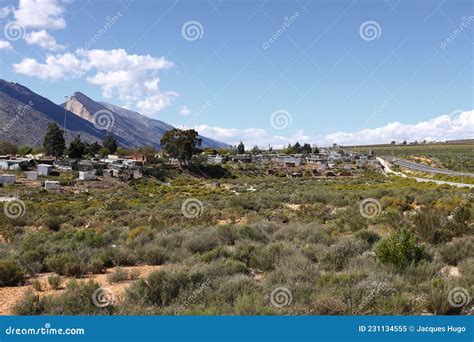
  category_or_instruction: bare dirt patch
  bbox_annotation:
[0,265,163,315]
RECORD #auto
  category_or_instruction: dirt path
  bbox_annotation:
[0,265,163,315]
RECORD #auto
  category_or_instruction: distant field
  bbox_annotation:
[351,143,474,173]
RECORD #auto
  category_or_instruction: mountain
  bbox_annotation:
[0,79,228,149]
[63,91,228,149]
[0,79,115,147]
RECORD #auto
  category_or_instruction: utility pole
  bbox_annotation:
[64,96,69,131]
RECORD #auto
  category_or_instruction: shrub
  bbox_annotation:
[31,279,42,292]
[355,230,380,245]
[40,281,114,315]
[375,229,428,272]
[234,292,271,315]
[45,253,84,277]
[107,267,130,283]
[0,259,26,287]
[126,270,188,307]
[47,274,61,290]
[142,245,168,265]
[14,290,44,315]
[438,237,474,266]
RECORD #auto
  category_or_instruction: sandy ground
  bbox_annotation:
[0,265,163,315]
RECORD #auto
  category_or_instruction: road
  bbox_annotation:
[382,156,474,177]
[377,157,474,188]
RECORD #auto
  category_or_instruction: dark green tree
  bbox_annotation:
[237,141,245,154]
[160,128,202,165]
[301,143,312,154]
[293,142,301,153]
[88,141,102,156]
[103,133,118,154]
[43,123,65,158]
[67,135,86,159]
[251,145,261,155]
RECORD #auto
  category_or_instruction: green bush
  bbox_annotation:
[375,229,428,272]
[0,259,26,287]
[45,253,84,277]
[47,274,61,290]
[31,279,42,291]
[107,267,130,283]
[126,270,189,307]
[14,290,44,315]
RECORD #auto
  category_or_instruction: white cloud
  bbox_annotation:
[191,110,474,148]
[179,106,191,116]
[13,48,177,115]
[14,0,66,29]
[13,52,85,79]
[0,6,14,19]
[24,29,65,51]
[0,40,13,50]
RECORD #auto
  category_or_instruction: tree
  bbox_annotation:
[103,133,118,154]
[17,146,32,156]
[0,141,18,155]
[88,141,102,156]
[375,228,428,273]
[160,128,202,165]
[301,143,312,155]
[43,123,65,158]
[237,141,245,154]
[293,142,301,153]
[312,145,320,154]
[67,135,86,159]
[251,145,261,155]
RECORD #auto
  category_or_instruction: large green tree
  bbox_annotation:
[103,133,118,154]
[43,123,65,158]
[237,141,245,154]
[160,128,202,165]
[67,135,86,159]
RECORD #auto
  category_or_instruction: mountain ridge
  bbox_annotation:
[0,79,228,149]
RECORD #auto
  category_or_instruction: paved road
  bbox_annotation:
[377,157,474,188]
[382,156,474,177]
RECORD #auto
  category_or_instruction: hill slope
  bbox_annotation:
[64,92,229,149]
[0,80,117,147]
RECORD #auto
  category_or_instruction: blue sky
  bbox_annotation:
[0,0,473,147]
